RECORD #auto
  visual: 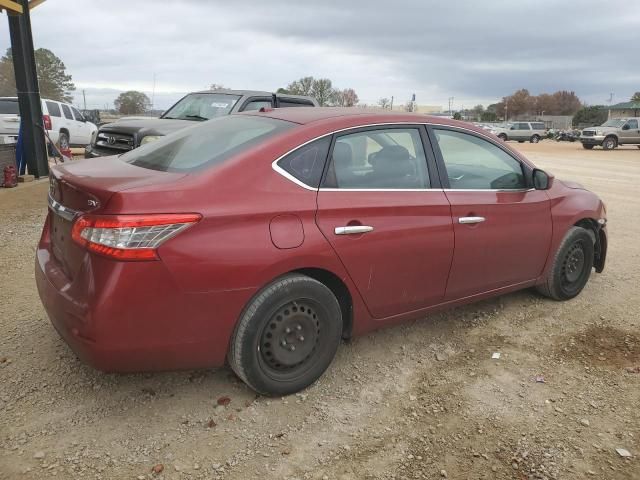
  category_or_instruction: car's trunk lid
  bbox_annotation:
[48,156,187,279]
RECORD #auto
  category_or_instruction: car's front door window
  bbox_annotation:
[323,128,430,189]
[433,129,526,190]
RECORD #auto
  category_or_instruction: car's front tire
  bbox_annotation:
[497,133,507,141]
[536,226,594,301]
[228,274,343,395]
[582,144,594,150]
[530,135,540,143]
[602,136,617,150]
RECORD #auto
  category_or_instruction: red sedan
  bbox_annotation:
[36,108,607,395]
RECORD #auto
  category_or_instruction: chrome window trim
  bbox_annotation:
[48,194,79,222]
[271,121,532,193]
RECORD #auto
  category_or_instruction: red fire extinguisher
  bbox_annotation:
[3,165,17,188]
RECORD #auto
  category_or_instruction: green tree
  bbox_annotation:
[114,91,151,115]
[480,111,497,122]
[310,78,336,106]
[0,47,75,102]
[631,92,640,102]
[572,105,608,127]
[453,112,462,120]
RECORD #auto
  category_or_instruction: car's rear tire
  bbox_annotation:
[582,144,594,150]
[518,140,525,143]
[498,133,507,141]
[530,135,540,143]
[228,274,343,396]
[536,226,594,301]
[602,136,617,150]
[58,132,69,150]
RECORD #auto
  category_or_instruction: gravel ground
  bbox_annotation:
[1,142,638,480]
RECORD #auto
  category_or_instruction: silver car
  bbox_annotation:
[492,121,546,143]
[581,118,640,150]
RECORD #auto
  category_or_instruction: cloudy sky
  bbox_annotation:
[1,0,638,110]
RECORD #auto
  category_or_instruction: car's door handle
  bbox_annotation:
[334,225,374,235]
[458,216,486,224]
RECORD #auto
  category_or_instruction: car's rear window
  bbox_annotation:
[0,99,19,114]
[122,115,294,172]
[45,101,62,117]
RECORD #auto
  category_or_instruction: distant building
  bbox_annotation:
[607,101,640,119]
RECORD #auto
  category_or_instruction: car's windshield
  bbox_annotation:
[600,119,626,128]
[162,93,241,121]
[121,115,293,172]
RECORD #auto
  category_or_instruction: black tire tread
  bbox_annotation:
[536,226,593,301]
[228,274,339,395]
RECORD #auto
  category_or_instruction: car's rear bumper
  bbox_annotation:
[35,227,252,372]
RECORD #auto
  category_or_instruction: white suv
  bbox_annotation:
[0,97,97,149]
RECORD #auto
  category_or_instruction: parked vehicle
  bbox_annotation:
[37,109,607,395]
[0,97,97,148]
[581,118,640,150]
[555,129,581,142]
[492,121,547,143]
[85,89,318,158]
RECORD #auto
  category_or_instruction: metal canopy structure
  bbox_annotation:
[1,0,48,178]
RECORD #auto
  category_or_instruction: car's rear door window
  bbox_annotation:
[45,101,61,117]
[433,128,526,190]
[122,116,293,172]
[627,119,638,129]
[323,128,430,189]
[276,137,331,188]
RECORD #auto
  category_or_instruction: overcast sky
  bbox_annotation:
[1,0,638,110]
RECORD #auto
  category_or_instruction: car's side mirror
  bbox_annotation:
[622,124,630,130]
[532,168,553,190]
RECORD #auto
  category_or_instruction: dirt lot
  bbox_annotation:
[1,142,638,480]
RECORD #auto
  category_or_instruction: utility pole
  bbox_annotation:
[448,97,454,116]
[151,73,157,111]
[7,0,49,178]
[390,95,394,110]
[82,89,86,110]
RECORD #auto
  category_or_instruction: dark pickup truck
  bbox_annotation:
[85,89,318,158]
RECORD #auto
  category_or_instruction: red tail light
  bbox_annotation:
[43,114,52,130]
[71,213,201,261]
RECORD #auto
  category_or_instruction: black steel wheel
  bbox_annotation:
[228,274,342,395]
[536,226,594,300]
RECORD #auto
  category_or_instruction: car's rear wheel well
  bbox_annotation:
[573,218,605,272]
[294,268,353,339]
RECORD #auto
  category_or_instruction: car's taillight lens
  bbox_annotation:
[43,114,52,130]
[71,213,201,261]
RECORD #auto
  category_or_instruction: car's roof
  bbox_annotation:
[243,106,470,129]
[191,89,315,100]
